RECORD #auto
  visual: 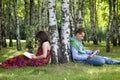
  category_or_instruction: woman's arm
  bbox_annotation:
[32,42,49,59]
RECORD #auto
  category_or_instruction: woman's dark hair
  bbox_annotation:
[36,31,50,46]
[75,28,85,35]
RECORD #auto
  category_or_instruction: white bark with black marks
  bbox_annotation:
[48,0,60,64]
[61,0,71,63]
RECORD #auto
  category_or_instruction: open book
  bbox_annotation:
[92,50,100,55]
[23,52,35,59]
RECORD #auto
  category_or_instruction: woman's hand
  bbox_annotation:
[31,55,38,59]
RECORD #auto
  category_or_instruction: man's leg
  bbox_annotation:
[103,57,120,64]
[84,55,105,66]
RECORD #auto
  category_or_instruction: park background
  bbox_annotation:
[0,0,120,80]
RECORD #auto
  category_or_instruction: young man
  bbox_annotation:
[70,28,120,66]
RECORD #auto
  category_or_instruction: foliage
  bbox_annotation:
[2,0,120,41]
[0,41,120,80]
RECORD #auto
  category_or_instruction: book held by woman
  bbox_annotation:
[23,52,34,59]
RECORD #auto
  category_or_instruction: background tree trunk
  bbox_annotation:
[28,0,35,49]
[41,0,48,30]
[72,0,76,33]
[0,0,2,50]
[8,0,13,47]
[76,0,84,29]
[37,0,41,30]
[70,0,75,37]
[1,1,7,48]
[24,0,30,48]
[14,0,21,50]
[106,0,113,52]
[61,0,71,63]
[89,0,98,45]
[112,0,118,46]
[118,32,120,46]
[73,0,76,21]
[95,0,99,43]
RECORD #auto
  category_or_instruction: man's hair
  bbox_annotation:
[75,28,85,35]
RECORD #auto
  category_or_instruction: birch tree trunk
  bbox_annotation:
[106,0,113,52]
[76,0,84,29]
[0,0,2,50]
[61,0,71,63]
[48,0,60,64]
[8,0,13,47]
[89,0,98,45]
[112,0,118,46]
[14,0,21,50]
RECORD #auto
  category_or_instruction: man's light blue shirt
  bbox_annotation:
[71,37,93,61]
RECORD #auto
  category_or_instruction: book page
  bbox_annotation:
[23,52,34,59]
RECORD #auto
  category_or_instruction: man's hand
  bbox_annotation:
[92,50,100,55]
[88,50,100,59]
[88,54,94,58]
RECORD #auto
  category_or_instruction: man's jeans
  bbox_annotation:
[83,55,120,66]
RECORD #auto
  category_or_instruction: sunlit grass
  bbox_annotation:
[0,41,120,80]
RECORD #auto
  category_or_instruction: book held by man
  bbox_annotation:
[23,52,35,59]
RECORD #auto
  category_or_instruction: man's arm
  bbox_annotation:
[71,47,89,61]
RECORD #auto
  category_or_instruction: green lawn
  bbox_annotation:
[0,41,120,80]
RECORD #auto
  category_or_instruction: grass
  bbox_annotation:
[0,41,120,80]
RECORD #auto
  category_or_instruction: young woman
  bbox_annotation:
[0,31,51,68]
[71,28,120,66]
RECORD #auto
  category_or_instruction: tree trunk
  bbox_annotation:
[8,0,13,47]
[73,0,76,21]
[106,0,113,52]
[0,0,2,50]
[37,0,41,30]
[118,27,120,46]
[28,0,35,49]
[14,0,21,50]
[95,0,99,43]
[70,0,75,37]
[48,0,60,64]
[1,1,7,47]
[89,0,98,45]
[41,0,48,30]
[112,0,118,46]
[24,0,30,48]
[76,0,84,29]
[61,0,71,63]
[72,0,76,33]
